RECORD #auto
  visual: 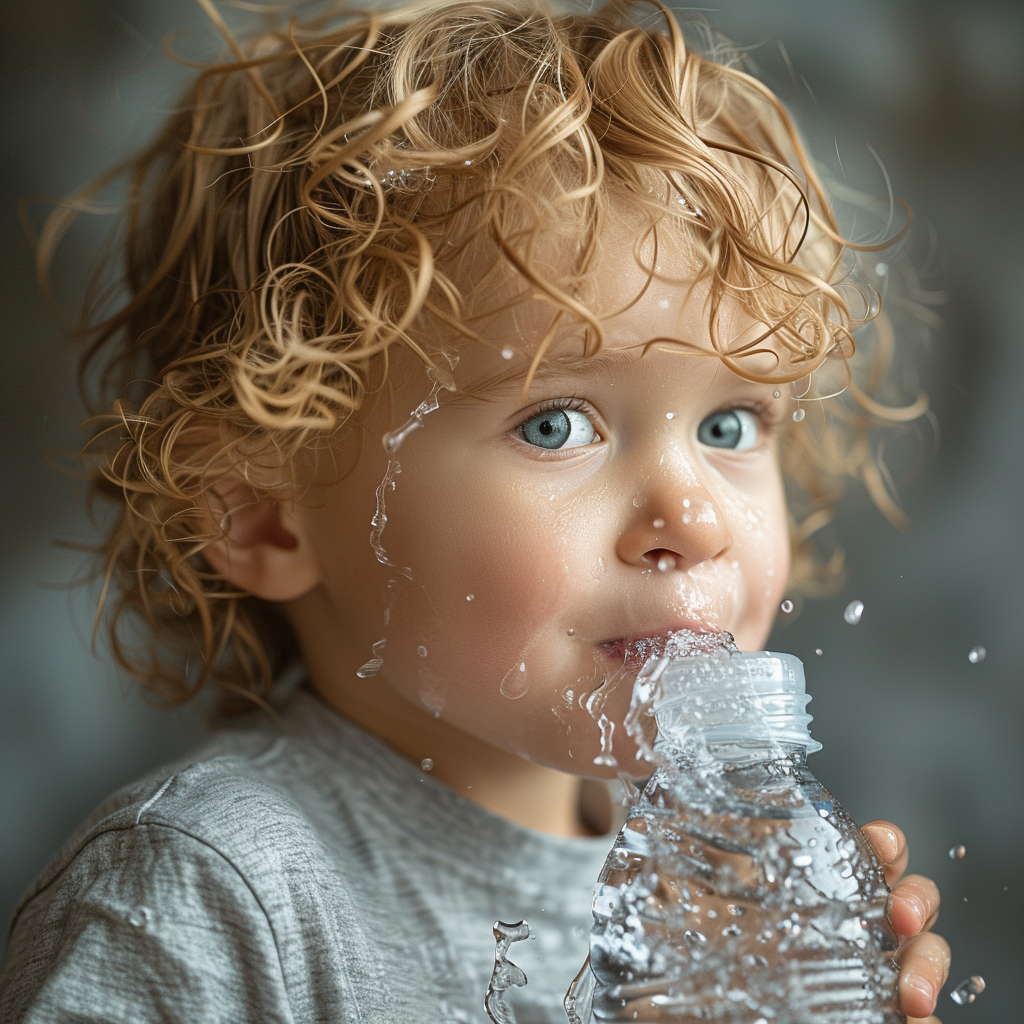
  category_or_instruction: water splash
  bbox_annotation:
[843,600,864,625]
[950,975,985,1005]
[382,362,457,456]
[593,714,617,766]
[500,661,531,699]
[484,920,530,1024]
[369,358,457,574]
[968,645,986,664]
[624,628,738,668]
[356,639,386,678]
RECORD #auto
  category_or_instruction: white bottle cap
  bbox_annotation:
[650,651,821,762]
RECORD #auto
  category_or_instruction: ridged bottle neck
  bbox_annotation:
[648,651,821,766]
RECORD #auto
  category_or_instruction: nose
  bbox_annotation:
[616,466,731,572]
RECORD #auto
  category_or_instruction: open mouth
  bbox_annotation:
[600,628,738,670]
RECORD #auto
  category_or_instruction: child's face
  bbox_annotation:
[291,232,791,777]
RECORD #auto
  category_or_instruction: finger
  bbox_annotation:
[896,931,951,1019]
[889,873,941,936]
[906,1017,942,1024]
[862,821,908,885]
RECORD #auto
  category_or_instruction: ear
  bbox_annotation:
[202,478,322,602]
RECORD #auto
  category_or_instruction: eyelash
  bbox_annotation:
[512,397,782,446]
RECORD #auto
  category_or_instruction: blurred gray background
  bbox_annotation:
[1,0,1020,1018]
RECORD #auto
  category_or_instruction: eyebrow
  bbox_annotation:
[455,340,707,403]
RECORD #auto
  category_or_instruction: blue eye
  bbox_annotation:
[697,409,759,451]
[519,408,596,450]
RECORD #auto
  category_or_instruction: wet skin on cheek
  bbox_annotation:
[293,342,790,778]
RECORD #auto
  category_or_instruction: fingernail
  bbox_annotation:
[905,893,926,930]
[903,972,935,1011]
[864,824,898,862]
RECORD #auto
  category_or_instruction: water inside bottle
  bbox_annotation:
[576,649,904,1023]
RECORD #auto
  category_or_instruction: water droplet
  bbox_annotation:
[843,600,864,625]
[815,647,823,656]
[652,518,665,528]
[356,639,386,677]
[950,975,985,1005]
[656,554,676,572]
[658,298,670,310]
[501,347,514,360]
[632,496,643,508]
[949,844,966,859]
[773,389,781,399]
[466,593,475,601]
[464,159,473,165]
[417,645,428,657]
[567,628,575,636]
[593,713,617,766]
[127,907,150,928]
[792,408,806,422]
[500,661,531,699]
[780,599,794,614]
[875,262,888,276]
[665,411,675,419]
[420,758,434,771]
[968,645,986,664]
[485,921,530,1024]
[682,498,690,508]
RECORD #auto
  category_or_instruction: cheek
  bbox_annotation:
[719,476,790,649]
[379,465,588,693]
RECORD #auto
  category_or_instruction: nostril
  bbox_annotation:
[642,548,678,572]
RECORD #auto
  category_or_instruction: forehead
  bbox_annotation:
[416,195,783,399]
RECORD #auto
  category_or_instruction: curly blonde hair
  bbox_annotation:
[40,0,927,711]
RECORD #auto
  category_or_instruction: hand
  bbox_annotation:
[862,821,951,1024]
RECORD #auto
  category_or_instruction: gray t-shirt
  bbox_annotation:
[0,689,612,1023]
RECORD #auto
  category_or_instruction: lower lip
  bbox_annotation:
[600,629,731,670]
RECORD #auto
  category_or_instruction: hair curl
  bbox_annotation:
[39,0,929,711]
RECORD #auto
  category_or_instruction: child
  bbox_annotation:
[1,1,949,1021]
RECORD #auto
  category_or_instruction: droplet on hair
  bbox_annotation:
[780,599,794,614]
[792,408,806,422]
[420,758,434,771]
[843,600,864,625]
[968,645,986,664]
[501,346,514,360]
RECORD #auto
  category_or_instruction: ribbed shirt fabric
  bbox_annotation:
[0,688,612,1023]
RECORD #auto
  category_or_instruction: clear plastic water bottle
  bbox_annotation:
[565,646,903,1024]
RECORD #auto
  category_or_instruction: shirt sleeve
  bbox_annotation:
[0,822,295,1024]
